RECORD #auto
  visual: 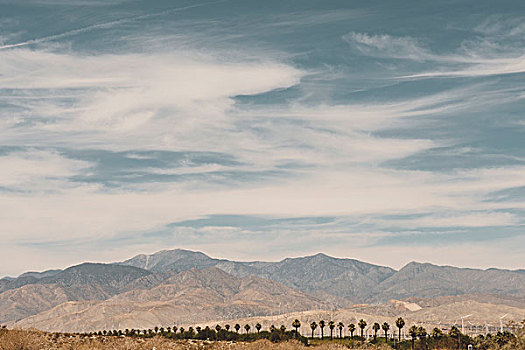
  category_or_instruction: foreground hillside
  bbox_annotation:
[1,326,524,350]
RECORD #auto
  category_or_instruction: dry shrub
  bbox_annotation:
[0,330,394,350]
[0,329,45,350]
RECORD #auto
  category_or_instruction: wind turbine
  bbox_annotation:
[486,323,493,335]
[499,314,507,333]
[461,315,472,334]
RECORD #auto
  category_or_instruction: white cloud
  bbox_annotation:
[377,212,519,228]
[404,56,525,78]
[343,32,433,61]
[0,150,91,192]
[1,45,523,273]
[0,49,303,152]
[344,28,525,78]
[2,164,525,245]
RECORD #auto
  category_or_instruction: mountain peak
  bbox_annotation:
[119,248,217,272]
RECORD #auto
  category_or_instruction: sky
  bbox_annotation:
[0,0,524,277]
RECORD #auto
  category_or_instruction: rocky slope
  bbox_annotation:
[9,267,324,332]
[120,250,397,304]
[371,262,525,302]
[119,249,525,303]
[1,249,524,331]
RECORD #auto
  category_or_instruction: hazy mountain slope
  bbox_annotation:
[0,263,151,295]
[250,253,396,303]
[0,276,40,294]
[11,267,324,332]
[0,282,114,323]
[117,249,525,303]
[118,250,396,303]
[119,250,219,272]
[408,299,525,325]
[40,263,151,292]
[372,262,525,301]
[0,263,152,324]
[406,294,525,309]
[3,249,524,329]
[0,284,70,323]
[18,270,62,280]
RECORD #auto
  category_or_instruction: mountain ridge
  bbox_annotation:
[1,248,524,331]
[8,267,325,332]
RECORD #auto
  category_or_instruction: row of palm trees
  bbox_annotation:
[93,317,407,340]
[308,317,406,341]
[93,317,411,343]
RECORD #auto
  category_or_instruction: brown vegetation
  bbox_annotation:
[0,329,387,350]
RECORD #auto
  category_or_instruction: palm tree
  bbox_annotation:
[396,317,405,342]
[196,327,201,334]
[431,327,443,339]
[418,326,427,339]
[408,325,418,350]
[225,324,230,332]
[292,319,301,337]
[234,324,241,333]
[382,322,390,342]
[337,322,344,338]
[270,325,277,332]
[154,326,159,334]
[310,322,318,339]
[372,322,380,340]
[244,324,251,334]
[167,327,171,334]
[348,323,356,338]
[418,326,427,350]
[215,325,221,333]
[173,326,178,334]
[255,323,262,333]
[328,321,335,340]
[280,325,286,333]
[449,325,461,349]
[358,319,367,339]
[319,320,326,339]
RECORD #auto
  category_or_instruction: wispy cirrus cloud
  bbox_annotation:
[0,149,92,193]
[344,17,525,78]
[1,3,524,276]
[0,49,303,151]
[343,32,434,61]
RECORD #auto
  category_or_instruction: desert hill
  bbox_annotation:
[118,249,525,303]
[370,262,525,302]
[194,295,525,338]
[9,267,323,332]
[1,249,524,332]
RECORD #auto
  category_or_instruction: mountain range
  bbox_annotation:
[1,249,524,332]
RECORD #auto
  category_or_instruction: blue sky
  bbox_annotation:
[0,0,524,276]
